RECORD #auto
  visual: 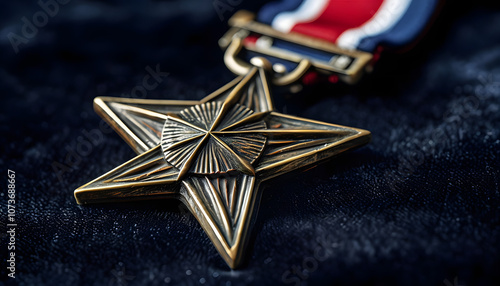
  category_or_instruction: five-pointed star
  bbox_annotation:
[75,67,370,268]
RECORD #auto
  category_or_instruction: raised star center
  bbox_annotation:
[160,101,267,177]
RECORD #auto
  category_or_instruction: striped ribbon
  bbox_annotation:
[257,0,440,53]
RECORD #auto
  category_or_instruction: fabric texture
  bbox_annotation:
[1,0,499,285]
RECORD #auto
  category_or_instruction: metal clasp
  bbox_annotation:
[219,10,374,85]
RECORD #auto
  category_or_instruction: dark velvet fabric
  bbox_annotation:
[1,1,499,285]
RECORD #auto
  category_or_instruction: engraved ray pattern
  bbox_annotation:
[105,147,178,184]
[218,120,267,164]
[187,174,254,244]
[238,73,271,113]
[180,101,223,130]
[217,104,255,130]
[163,137,203,169]
[161,101,268,175]
[201,69,273,114]
[107,102,168,149]
[161,119,204,147]
[190,137,239,174]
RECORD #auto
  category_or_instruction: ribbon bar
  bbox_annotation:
[219,10,373,85]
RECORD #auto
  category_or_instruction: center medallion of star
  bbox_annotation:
[75,66,370,268]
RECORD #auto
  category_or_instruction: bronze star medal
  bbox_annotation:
[75,64,370,268]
